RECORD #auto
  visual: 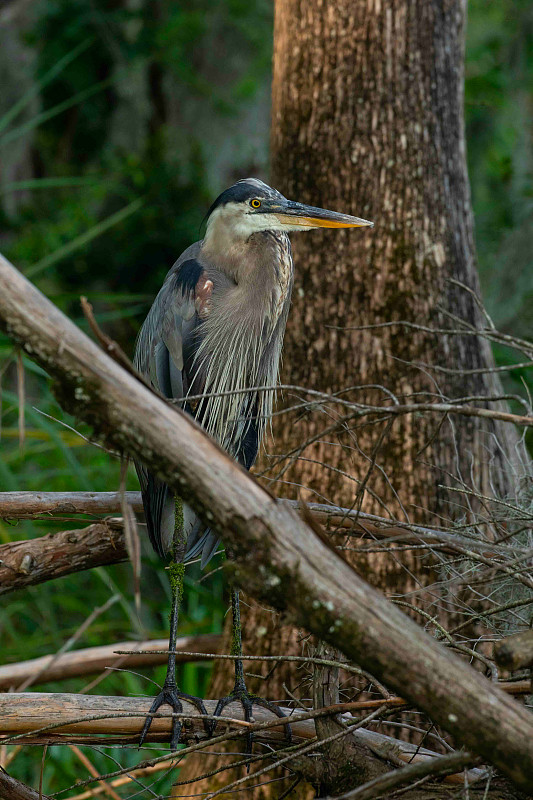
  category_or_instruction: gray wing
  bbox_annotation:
[134,244,219,564]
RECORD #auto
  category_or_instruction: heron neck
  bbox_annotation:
[195,231,293,453]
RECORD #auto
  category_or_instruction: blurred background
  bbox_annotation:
[0,0,532,792]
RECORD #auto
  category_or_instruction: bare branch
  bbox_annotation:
[0,693,494,798]
[0,635,221,690]
[0,520,127,596]
[494,630,533,672]
[1,493,523,559]
[0,769,50,800]
[0,491,141,518]
[0,692,480,779]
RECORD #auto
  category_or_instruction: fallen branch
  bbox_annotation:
[0,253,532,791]
[1,645,529,701]
[0,694,493,797]
[494,630,533,672]
[0,491,141,518]
[0,635,221,690]
[0,520,127,596]
[0,493,519,559]
[0,691,475,777]
[0,769,50,800]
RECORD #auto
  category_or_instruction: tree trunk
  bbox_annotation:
[176,0,528,796]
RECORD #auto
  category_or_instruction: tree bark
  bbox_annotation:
[0,520,127,595]
[494,630,533,671]
[0,769,50,800]
[268,0,525,515]
[0,491,142,517]
[193,1,531,795]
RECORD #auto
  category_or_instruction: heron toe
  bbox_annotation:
[213,684,292,761]
[139,683,210,750]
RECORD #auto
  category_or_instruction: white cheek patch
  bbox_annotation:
[244,213,315,234]
[206,201,315,238]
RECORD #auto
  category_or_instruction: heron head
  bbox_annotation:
[204,178,373,241]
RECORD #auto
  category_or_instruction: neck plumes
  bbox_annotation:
[195,231,293,456]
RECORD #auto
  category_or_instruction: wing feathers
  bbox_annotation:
[135,254,216,562]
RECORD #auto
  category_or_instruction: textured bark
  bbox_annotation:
[494,630,533,672]
[0,520,127,595]
[192,1,531,796]
[0,490,143,517]
[268,0,524,517]
[0,769,50,800]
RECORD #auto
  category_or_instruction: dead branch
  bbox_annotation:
[0,694,496,798]
[0,253,532,791]
[494,630,533,672]
[0,692,473,772]
[0,768,50,800]
[0,520,127,596]
[2,643,528,700]
[0,491,141,518]
[0,636,221,690]
[5,504,512,602]
[0,492,520,559]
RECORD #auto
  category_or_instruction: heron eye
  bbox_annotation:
[251,198,261,208]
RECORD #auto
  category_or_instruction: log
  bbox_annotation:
[494,630,533,672]
[0,520,127,596]
[0,693,493,792]
[0,769,50,800]
[0,635,221,690]
[0,691,472,771]
[0,252,532,790]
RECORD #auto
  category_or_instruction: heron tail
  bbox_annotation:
[183,504,220,567]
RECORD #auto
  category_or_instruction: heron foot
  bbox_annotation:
[214,679,292,761]
[139,681,209,750]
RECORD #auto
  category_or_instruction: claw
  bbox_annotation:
[214,688,292,762]
[139,683,210,749]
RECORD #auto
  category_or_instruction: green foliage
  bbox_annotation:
[465,0,533,444]
[466,0,533,340]
[0,1,267,790]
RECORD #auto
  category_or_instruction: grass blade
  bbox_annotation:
[0,37,94,136]
[26,197,144,279]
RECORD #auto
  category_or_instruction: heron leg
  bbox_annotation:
[214,588,292,759]
[139,551,209,749]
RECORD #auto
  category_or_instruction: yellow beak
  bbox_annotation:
[272,199,373,229]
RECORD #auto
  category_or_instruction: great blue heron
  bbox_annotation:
[134,177,373,750]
